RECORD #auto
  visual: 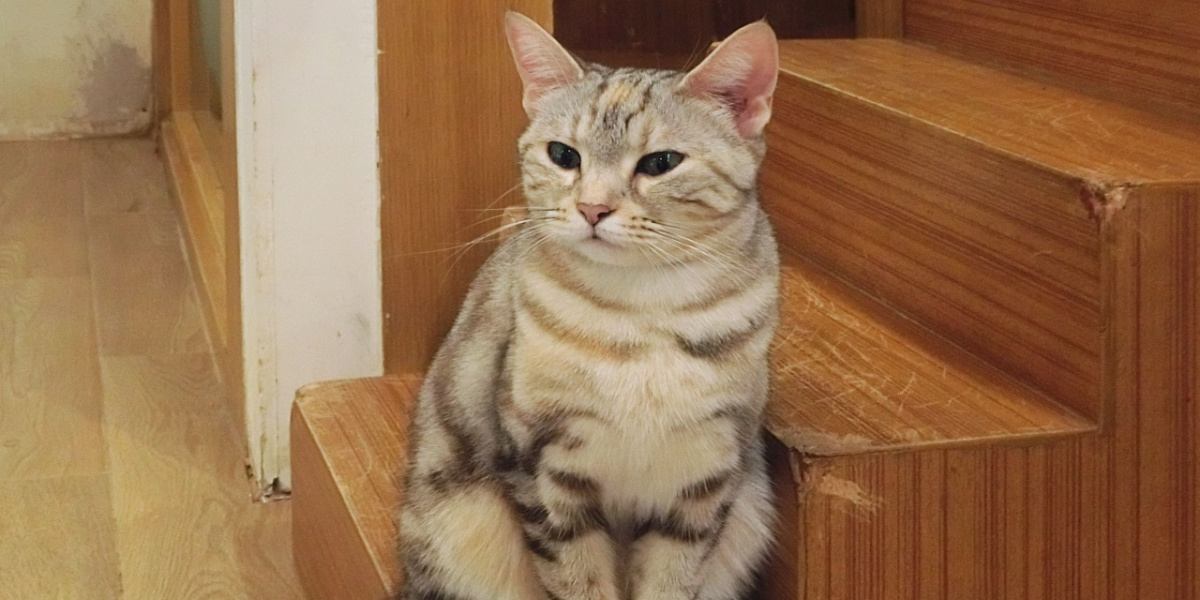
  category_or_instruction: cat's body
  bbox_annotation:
[398,14,781,600]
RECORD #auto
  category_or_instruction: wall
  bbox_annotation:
[0,0,153,139]
[234,0,383,492]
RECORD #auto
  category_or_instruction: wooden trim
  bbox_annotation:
[160,112,229,347]
[156,0,245,446]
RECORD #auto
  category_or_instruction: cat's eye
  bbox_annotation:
[635,151,685,176]
[547,141,581,170]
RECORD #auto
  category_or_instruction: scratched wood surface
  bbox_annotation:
[765,40,1200,423]
[787,188,1199,599]
[769,256,1094,456]
[906,0,1200,119]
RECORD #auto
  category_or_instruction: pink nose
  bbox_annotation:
[577,203,613,226]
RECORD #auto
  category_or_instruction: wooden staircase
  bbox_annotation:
[293,2,1199,598]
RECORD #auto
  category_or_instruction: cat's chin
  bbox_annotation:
[563,237,660,268]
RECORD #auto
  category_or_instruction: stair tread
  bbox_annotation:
[777,40,1200,186]
[767,255,1095,456]
[293,375,415,597]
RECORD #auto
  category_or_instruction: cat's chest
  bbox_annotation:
[511,313,727,423]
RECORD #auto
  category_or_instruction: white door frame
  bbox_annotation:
[233,0,383,494]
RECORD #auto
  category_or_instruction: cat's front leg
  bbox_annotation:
[520,469,622,600]
[627,487,730,600]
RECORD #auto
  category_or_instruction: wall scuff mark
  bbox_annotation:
[0,1,152,140]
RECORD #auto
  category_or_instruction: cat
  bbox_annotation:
[396,12,781,600]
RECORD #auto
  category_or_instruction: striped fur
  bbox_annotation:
[398,14,780,600]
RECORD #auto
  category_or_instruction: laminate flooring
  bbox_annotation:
[0,139,303,600]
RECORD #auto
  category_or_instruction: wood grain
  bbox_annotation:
[86,210,208,356]
[82,138,173,215]
[554,0,855,59]
[160,114,228,348]
[906,0,1200,119]
[855,0,903,37]
[0,277,106,479]
[292,376,419,600]
[379,0,553,374]
[777,161,1199,600]
[0,139,300,599]
[101,354,304,599]
[155,0,243,417]
[770,256,1093,455]
[0,475,122,599]
[0,141,87,280]
[765,40,1200,422]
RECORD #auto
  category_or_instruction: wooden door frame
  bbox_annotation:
[155,0,384,494]
[155,0,245,449]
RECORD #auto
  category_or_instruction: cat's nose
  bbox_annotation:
[577,203,613,226]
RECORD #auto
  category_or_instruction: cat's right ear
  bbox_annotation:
[504,11,584,115]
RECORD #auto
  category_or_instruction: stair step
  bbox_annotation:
[291,376,417,600]
[290,376,804,599]
[762,39,1200,423]
[905,0,1200,118]
[768,255,1094,456]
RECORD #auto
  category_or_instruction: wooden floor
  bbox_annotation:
[0,139,303,599]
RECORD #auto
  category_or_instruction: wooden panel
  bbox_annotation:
[906,0,1200,118]
[0,475,122,599]
[555,0,854,54]
[786,183,1199,599]
[379,1,552,374]
[292,376,418,599]
[153,0,174,118]
[855,0,903,37]
[770,256,1092,455]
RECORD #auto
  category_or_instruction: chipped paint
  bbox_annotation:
[1079,180,1132,224]
[803,468,881,517]
[0,1,152,140]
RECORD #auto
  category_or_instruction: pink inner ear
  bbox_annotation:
[683,22,779,138]
[505,12,583,113]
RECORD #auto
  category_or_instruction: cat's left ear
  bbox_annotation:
[505,11,584,115]
[680,21,779,138]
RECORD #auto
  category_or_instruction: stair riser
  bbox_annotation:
[761,74,1104,419]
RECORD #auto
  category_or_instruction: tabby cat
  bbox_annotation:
[397,12,781,600]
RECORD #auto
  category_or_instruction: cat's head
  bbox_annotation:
[505,12,778,268]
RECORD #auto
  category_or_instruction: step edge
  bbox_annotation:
[293,386,405,595]
[767,252,1100,455]
[767,418,1097,458]
[774,40,1200,194]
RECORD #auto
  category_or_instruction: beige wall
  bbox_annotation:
[0,0,152,139]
